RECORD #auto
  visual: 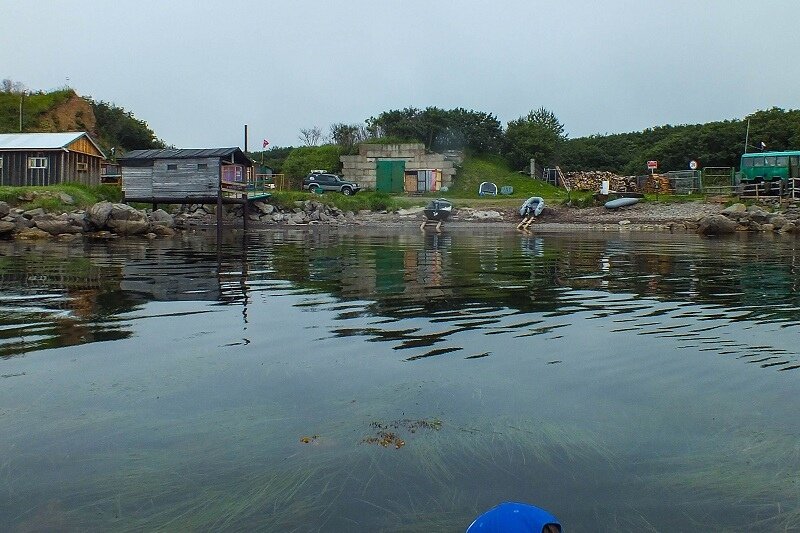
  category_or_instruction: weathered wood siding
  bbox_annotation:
[152,158,220,199]
[0,150,102,186]
[121,165,154,198]
[122,157,222,200]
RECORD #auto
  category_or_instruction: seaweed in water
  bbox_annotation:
[361,418,443,449]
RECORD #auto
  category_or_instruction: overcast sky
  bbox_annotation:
[2,1,799,149]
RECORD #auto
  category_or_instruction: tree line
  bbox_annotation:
[0,80,164,155]
[259,105,800,178]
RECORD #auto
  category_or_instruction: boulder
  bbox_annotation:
[32,214,83,235]
[58,192,75,205]
[106,203,150,235]
[747,208,769,224]
[14,216,33,230]
[0,201,9,217]
[271,213,284,222]
[148,209,175,228]
[288,212,308,224]
[17,227,52,240]
[152,225,176,237]
[697,215,738,236]
[0,220,15,236]
[769,216,788,230]
[721,203,747,216]
[69,213,90,231]
[779,222,797,234]
[22,208,45,219]
[88,201,114,229]
[253,201,274,215]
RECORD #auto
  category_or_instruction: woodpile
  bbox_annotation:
[563,171,639,192]
[641,174,673,194]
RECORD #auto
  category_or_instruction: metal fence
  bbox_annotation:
[665,170,702,194]
[702,166,735,186]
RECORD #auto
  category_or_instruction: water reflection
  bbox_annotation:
[1,230,799,370]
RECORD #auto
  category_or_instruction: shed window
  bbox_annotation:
[197,163,208,170]
[167,164,178,171]
[776,156,788,166]
[28,157,47,169]
[76,162,88,171]
[0,158,3,169]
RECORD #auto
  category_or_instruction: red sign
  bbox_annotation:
[647,160,658,170]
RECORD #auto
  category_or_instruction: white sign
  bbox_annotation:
[689,160,698,170]
[647,160,658,170]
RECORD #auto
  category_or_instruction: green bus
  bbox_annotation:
[740,150,800,183]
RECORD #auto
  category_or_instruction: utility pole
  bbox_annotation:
[744,119,750,154]
[19,92,23,132]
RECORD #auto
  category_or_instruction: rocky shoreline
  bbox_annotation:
[1,197,799,241]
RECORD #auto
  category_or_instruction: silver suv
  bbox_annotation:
[302,173,361,195]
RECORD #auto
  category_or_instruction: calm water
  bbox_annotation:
[1,227,799,531]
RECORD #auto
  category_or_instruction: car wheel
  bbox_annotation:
[341,187,353,196]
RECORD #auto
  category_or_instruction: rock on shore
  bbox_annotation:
[696,203,799,236]
[0,200,178,241]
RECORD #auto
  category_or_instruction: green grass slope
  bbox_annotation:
[0,89,73,132]
[448,155,565,200]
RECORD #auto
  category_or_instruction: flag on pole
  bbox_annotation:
[263,139,269,149]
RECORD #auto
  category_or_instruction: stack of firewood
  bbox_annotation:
[563,171,639,192]
[640,174,672,194]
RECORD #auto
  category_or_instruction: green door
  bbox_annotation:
[376,160,405,192]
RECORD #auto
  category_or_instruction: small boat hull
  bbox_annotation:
[605,197,640,209]
[424,199,453,221]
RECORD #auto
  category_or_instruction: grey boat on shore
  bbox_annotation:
[424,199,453,221]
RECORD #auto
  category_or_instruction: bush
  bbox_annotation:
[281,145,343,185]
[268,190,397,213]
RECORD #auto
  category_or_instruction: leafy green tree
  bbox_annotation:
[434,108,503,153]
[329,123,373,154]
[247,146,294,173]
[365,107,503,154]
[504,107,567,170]
[89,98,165,153]
[282,145,343,186]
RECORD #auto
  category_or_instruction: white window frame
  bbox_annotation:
[28,157,48,169]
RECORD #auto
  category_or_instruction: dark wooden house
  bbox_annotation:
[118,148,253,203]
[0,132,106,186]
